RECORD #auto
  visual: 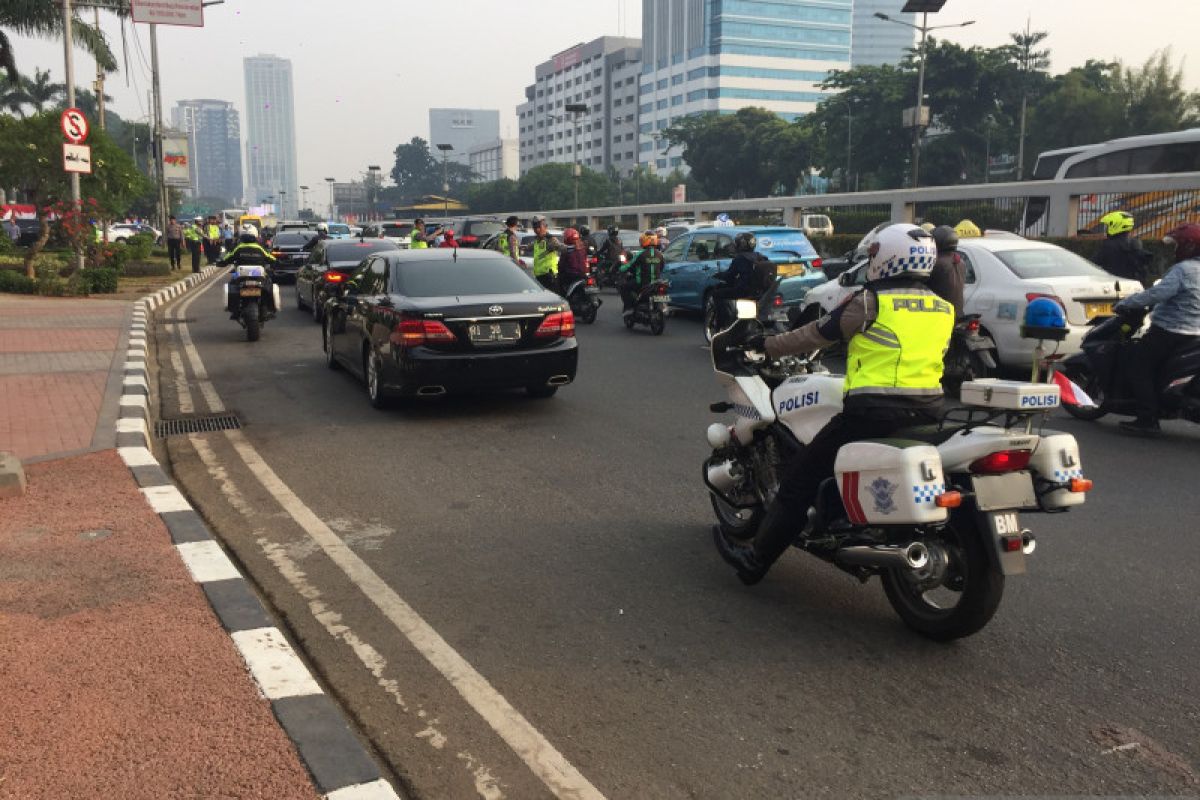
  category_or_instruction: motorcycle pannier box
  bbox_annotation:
[834,440,949,526]
[960,379,1061,412]
[1027,432,1086,510]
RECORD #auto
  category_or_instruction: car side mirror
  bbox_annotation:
[838,271,855,287]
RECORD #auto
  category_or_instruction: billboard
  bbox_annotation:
[553,47,582,73]
[131,0,204,27]
[162,134,191,187]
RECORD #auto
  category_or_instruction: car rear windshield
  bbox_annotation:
[464,220,504,238]
[381,223,412,237]
[393,258,542,297]
[273,232,314,246]
[992,247,1111,280]
[754,231,818,261]
[328,224,351,236]
[325,241,397,263]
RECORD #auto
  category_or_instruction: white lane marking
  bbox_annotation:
[324,779,403,800]
[175,539,241,583]
[230,627,323,700]
[118,446,157,467]
[140,484,192,514]
[187,432,505,800]
[172,280,602,800]
[169,350,195,415]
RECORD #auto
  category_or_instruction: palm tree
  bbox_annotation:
[0,79,29,116]
[20,68,65,112]
[1,0,124,85]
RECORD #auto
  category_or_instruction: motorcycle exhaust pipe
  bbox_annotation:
[416,385,446,397]
[835,542,930,571]
[706,459,741,493]
[547,375,572,386]
[1021,530,1036,555]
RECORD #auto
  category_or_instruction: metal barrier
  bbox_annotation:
[528,173,1200,237]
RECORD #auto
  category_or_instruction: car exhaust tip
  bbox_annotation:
[416,385,446,397]
[547,375,572,386]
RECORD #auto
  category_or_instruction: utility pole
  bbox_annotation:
[436,144,453,220]
[149,23,168,236]
[565,103,588,211]
[61,0,84,271]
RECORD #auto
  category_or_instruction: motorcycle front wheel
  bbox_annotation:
[709,493,762,541]
[1058,363,1108,421]
[242,301,260,342]
[881,512,1004,642]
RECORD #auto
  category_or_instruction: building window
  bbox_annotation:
[656,158,667,169]
[671,74,684,86]
[639,123,651,134]
[640,141,653,152]
[640,83,652,95]
[614,98,622,107]
[612,135,621,144]
[656,78,668,90]
[614,153,622,161]
[656,99,668,110]
[671,94,683,106]
[593,103,603,113]
[640,102,653,114]
[656,119,668,131]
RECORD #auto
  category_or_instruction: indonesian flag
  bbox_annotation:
[1052,371,1097,408]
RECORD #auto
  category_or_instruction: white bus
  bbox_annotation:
[1022,129,1200,237]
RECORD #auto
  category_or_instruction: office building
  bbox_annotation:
[243,54,299,219]
[170,99,243,205]
[467,138,519,182]
[851,0,917,67]
[517,36,643,177]
[428,109,501,168]
[637,0,851,174]
[331,182,370,220]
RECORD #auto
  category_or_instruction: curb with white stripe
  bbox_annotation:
[116,267,400,800]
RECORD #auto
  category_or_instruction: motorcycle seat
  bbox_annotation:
[891,423,968,446]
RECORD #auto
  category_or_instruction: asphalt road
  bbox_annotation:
[156,276,1200,800]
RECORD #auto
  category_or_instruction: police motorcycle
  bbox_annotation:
[1059,307,1200,425]
[220,234,281,342]
[623,279,670,335]
[703,299,1092,641]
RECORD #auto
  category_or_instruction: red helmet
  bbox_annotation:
[563,227,580,245]
[1164,223,1200,262]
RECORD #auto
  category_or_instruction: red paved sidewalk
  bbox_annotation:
[0,450,321,799]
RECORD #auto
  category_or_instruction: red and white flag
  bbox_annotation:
[1052,371,1097,408]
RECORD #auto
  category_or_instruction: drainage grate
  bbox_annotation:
[155,318,197,325]
[155,413,242,438]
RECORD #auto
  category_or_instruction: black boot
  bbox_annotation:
[713,500,800,586]
[1119,417,1161,437]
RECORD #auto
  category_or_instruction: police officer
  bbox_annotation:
[204,215,222,265]
[714,224,952,584]
[496,216,521,263]
[165,215,183,270]
[184,217,204,273]
[530,214,566,291]
[928,225,966,316]
[409,218,432,249]
[1094,210,1151,283]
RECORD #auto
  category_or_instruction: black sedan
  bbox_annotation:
[322,249,578,407]
[269,230,316,282]
[295,238,400,323]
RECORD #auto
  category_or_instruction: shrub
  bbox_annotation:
[121,260,172,277]
[0,268,36,294]
[78,267,119,294]
[125,232,155,261]
[809,233,865,259]
[33,254,71,296]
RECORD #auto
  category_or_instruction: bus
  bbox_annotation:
[1022,129,1200,238]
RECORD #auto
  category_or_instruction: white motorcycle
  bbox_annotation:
[704,301,1092,641]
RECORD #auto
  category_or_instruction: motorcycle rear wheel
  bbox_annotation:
[580,300,598,324]
[242,302,260,342]
[649,310,665,336]
[1059,364,1108,421]
[881,513,1004,642]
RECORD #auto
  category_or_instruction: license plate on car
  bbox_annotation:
[972,472,1037,511]
[1084,301,1113,319]
[239,288,262,297]
[468,321,521,343]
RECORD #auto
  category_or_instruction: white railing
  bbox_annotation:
[529,173,1200,237]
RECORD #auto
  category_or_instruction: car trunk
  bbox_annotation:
[1028,276,1139,325]
[405,295,565,353]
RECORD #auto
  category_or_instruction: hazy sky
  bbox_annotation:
[8,0,1197,194]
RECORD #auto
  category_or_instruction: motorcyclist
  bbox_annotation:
[530,214,566,291]
[655,226,669,247]
[1113,222,1200,436]
[927,225,966,316]
[714,224,952,585]
[709,231,761,331]
[1094,210,1151,283]
[596,226,625,279]
[302,221,330,252]
[621,232,665,315]
[219,231,278,316]
[558,228,590,294]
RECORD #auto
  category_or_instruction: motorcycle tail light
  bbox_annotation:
[966,319,980,333]
[1069,477,1093,493]
[1002,536,1023,552]
[586,276,596,287]
[535,311,576,339]
[935,491,962,508]
[772,294,783,307]
[324,272,346,283]
[970,449,1033,474]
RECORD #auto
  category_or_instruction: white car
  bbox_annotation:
[800,213,834,237]
[798,235,1144,369]
[106,222,160,243]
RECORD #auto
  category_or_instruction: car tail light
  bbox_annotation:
[966,319,980,333]
[271,250,283,258]
[588,256,598,265]
[812,257,822,270]
[395,318,456,348]
[772,294,783,307]
[970,449,1033,474]
[535,311,576,339]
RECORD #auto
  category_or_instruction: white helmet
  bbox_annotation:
[655,226,667,237]
[240,223,259,237]
[865,223,937,282]
[316,222,328,233]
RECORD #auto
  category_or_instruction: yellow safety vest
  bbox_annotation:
[410,230,428,249]
[844,287,952,398]
[532,237,559,276]
[206,224,220,240]
[183,226,202,242]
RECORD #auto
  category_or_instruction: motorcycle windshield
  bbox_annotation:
[711,318,764,379]
[236,266,266,278]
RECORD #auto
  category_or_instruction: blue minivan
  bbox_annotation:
[661,225,826,317]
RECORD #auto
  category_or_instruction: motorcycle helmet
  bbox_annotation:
[607,225,620,238]
[919,222,936,233]
[1099,210,1134,237]
[563,227,580,245]
[864,223,937,282]
[1164,222,1200,262]
[954,219,982,238]
[655,226,667,239]
[1021,297,1068,341]
[932,225,959,255]
[240,223,258,238]
[238,232,257,244]
[316,222,328,233]
[639,231,658,248]
[578,225,591,239]
[734,231,757,253]
[194,216,204,223]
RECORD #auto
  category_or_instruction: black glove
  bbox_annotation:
[739,332,766,352]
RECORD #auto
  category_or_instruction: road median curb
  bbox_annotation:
[116,266,401,800]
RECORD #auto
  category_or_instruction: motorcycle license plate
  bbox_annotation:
[972,472,1037,511]
[584,286,600,294]
[469,321,521,343]
[653,295,671,303]
[1084,301,1113,319]
[239,288,262,297]
[984,509,1027,576]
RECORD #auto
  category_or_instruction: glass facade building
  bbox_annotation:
[851,0,917,67]
[639,0,852,173]
[171,99,243,206]
[243,55,299,219]
[429,109,501,169]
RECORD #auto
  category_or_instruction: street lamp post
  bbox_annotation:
[565,103,588,211]
[367,165,381,222]
[278,189,287,219]
[324,177,335,221]
[435,144,453,221]
[875,2,974,188]
[299,185,309,218]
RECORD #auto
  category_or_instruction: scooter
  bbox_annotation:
[942,314,999,396]
[703,300,1092,641]
[623,279,669,335]
[564,273,602,324]
[222,265,280,342]
[1059,309,1200,424]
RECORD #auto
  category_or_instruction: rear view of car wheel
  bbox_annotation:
[311,290,323,323]
[323,319,340,371]
[365,350,390,409]
[703,293,719,343]
[296,285,306,311]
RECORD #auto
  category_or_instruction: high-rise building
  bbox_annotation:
[428,109,501,169]
[243,55,299,219]
[170,99,243,205]
[467,138,519,183]
[851,0,917,67]
[638,0,851,174]
[517,36,643,177]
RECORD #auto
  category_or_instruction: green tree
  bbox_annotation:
[516,163,612,211]
[464,178,521,214]
[390,136,477,200]
[1026,61,1125,159]
[1117,49,1200,135]
[17,67,64,113]
[1,1,122,84]
[1004,27,1052,178]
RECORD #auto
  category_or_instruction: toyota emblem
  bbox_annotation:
[489,305,504,316]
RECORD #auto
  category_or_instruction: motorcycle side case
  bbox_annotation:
[834,440,949,526]
[772,374,844,445]
[960,379,1061,412]
[1028,432,1086,509]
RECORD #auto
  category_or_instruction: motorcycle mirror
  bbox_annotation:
[735,299,758,320]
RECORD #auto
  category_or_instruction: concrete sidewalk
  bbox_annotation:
[0,289,395,799]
